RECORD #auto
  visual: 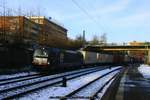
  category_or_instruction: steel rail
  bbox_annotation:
[0,67,105,99]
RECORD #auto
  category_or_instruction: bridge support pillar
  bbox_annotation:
[147,50,150,65]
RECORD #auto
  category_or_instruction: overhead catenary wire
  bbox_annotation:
[83,0,113,35]
[71,0,107,33]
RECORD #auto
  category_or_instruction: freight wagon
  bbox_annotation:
[80,51,131,65]
[80,51,115,65]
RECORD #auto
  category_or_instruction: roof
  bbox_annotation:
[27,16,67,31]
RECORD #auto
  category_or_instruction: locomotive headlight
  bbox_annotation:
[33,57,48,65]
[42,58,48,63]
[33,58,39,63]
[33,58,40,65]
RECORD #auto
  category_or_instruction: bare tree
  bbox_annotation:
[99,33,107,45]
[68,34,85,49]
[90,35,99,45]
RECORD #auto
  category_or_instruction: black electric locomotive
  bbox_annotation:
[32,47,83,69]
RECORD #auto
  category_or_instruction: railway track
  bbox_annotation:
[48,67,122,100]
[0,66,106,99]
[0,73,41,82]
[0,67,99,86]
[0,74,43,86]
[65,71,120,100]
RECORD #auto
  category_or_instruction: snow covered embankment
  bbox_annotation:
[138,64,150,79]
[19,66,122,100]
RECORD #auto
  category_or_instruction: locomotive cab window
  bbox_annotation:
[33,49,48,58]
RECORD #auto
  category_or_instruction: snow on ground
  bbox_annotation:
[0,67,98,91]
[19,66,121,100]
[0,67,98,81]
[73,71,119,97]
[138,64,150,79]
[96,78,114,100]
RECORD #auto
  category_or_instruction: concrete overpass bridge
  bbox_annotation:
[83,45,150,64]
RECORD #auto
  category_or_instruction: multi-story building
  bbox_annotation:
[0,16,68,48]
[0,16,40,44]
[28,16,68,47]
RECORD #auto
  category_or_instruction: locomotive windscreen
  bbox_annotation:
[33,49,48,58]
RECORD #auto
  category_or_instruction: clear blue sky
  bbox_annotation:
[1,0,150,43]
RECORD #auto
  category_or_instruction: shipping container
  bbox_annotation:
[80,51,114,64]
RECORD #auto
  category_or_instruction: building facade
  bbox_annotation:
[0,16,68,48]
[28,16,68,47]
[0,16,40,44]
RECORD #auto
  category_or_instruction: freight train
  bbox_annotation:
[32,47,131,70]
